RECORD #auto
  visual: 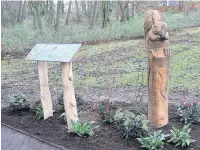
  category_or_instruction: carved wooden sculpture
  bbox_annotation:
[144,10,170,128]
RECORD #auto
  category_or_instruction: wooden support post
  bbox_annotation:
[144,10,169,128]
[61,62,78,130]
[38,61,53,120]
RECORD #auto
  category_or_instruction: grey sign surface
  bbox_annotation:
[25,44,82,62]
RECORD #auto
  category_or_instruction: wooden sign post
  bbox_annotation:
[26,44,81,130]
[144,10,170,128]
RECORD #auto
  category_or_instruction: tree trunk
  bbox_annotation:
[31,1,43,31]
[119,1,126,22]
[81,1,86,15]
[21,1,27,22]
[48,1,54,25]
[55,0,61,31]
[66,0,72,25]
[89,1,98,29]
[126,3,130,21]
[102,1,109,28]
[61,1,65,15]
[75,0,81,23]
[17,1,23,23]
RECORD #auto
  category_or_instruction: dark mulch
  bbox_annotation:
[1,103,200,150]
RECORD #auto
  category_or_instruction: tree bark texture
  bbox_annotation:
[89,1,98,29]
[102,1,109,28]
[31,1,43,31]
[66,0,72,25]
[144,10,170,128]
[55,0,61,31]
[75,0,81,23]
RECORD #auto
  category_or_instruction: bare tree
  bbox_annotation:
[89,1,98,29]
[182,1,193,16]
[65,0,72,25]
[118,1,129,22]
[30,1,43,31]
[102,1,109,28]
[55,0,61,31]
[75,0,81,23]
[81,1,86,15]
[17,1,27,23]
[48,1,55,25]
[61,0,65,15]
[17,1,23,22]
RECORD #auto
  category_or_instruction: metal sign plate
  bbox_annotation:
[25,44,82,62]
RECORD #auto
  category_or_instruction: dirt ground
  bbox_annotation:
[1,27,200,149]
[1,27,200,108]
[2,103,200,150]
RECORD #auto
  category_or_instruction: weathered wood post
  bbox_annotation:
[61,62,78,130]
[26,44,81,130]
[144,10,170,128]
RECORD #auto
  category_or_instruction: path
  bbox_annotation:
[1,125,68,150]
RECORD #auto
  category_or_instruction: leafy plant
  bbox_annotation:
[137,130,167,150]
[177,99,200,124]
[33,102,44,119]
[71,120,99,137]
[168,124,195,147]
[98,101,115,124]
[114,109,149,139]
[9,93,30,111]
[98,86,116,124]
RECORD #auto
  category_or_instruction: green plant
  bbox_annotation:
[114,109,149,139]
[71,120,99,137]
[34,102,44,119]
[168,124,195,147]
[137,130,167,150]
[177,99,200,124]
[9,93,30,111]
[98,101,115,124]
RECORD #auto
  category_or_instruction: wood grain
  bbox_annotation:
[38,61,53,120]
[61,62,78,130]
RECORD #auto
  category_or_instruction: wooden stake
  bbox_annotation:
[61,62,78,130]
[38,61,53,120]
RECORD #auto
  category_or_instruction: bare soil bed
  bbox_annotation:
[2,103,200,150]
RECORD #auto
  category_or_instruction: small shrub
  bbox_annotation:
[137,130,167,150]
[9,93,30,111]
[98,101,116,124]
[168,124,195,147]
[177,99,200,124]
[71,120,99,137]
[114,109,149,139]
[33,102,44,119]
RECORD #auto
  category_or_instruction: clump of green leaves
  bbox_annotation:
[168,124,195,147]
[33,102,44,119]
[9,93,30,111]
[114,109,149,139]
[137,130,167,150]
[71,120,99,137]
[98,101,116,124]
[177,99,200,124]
